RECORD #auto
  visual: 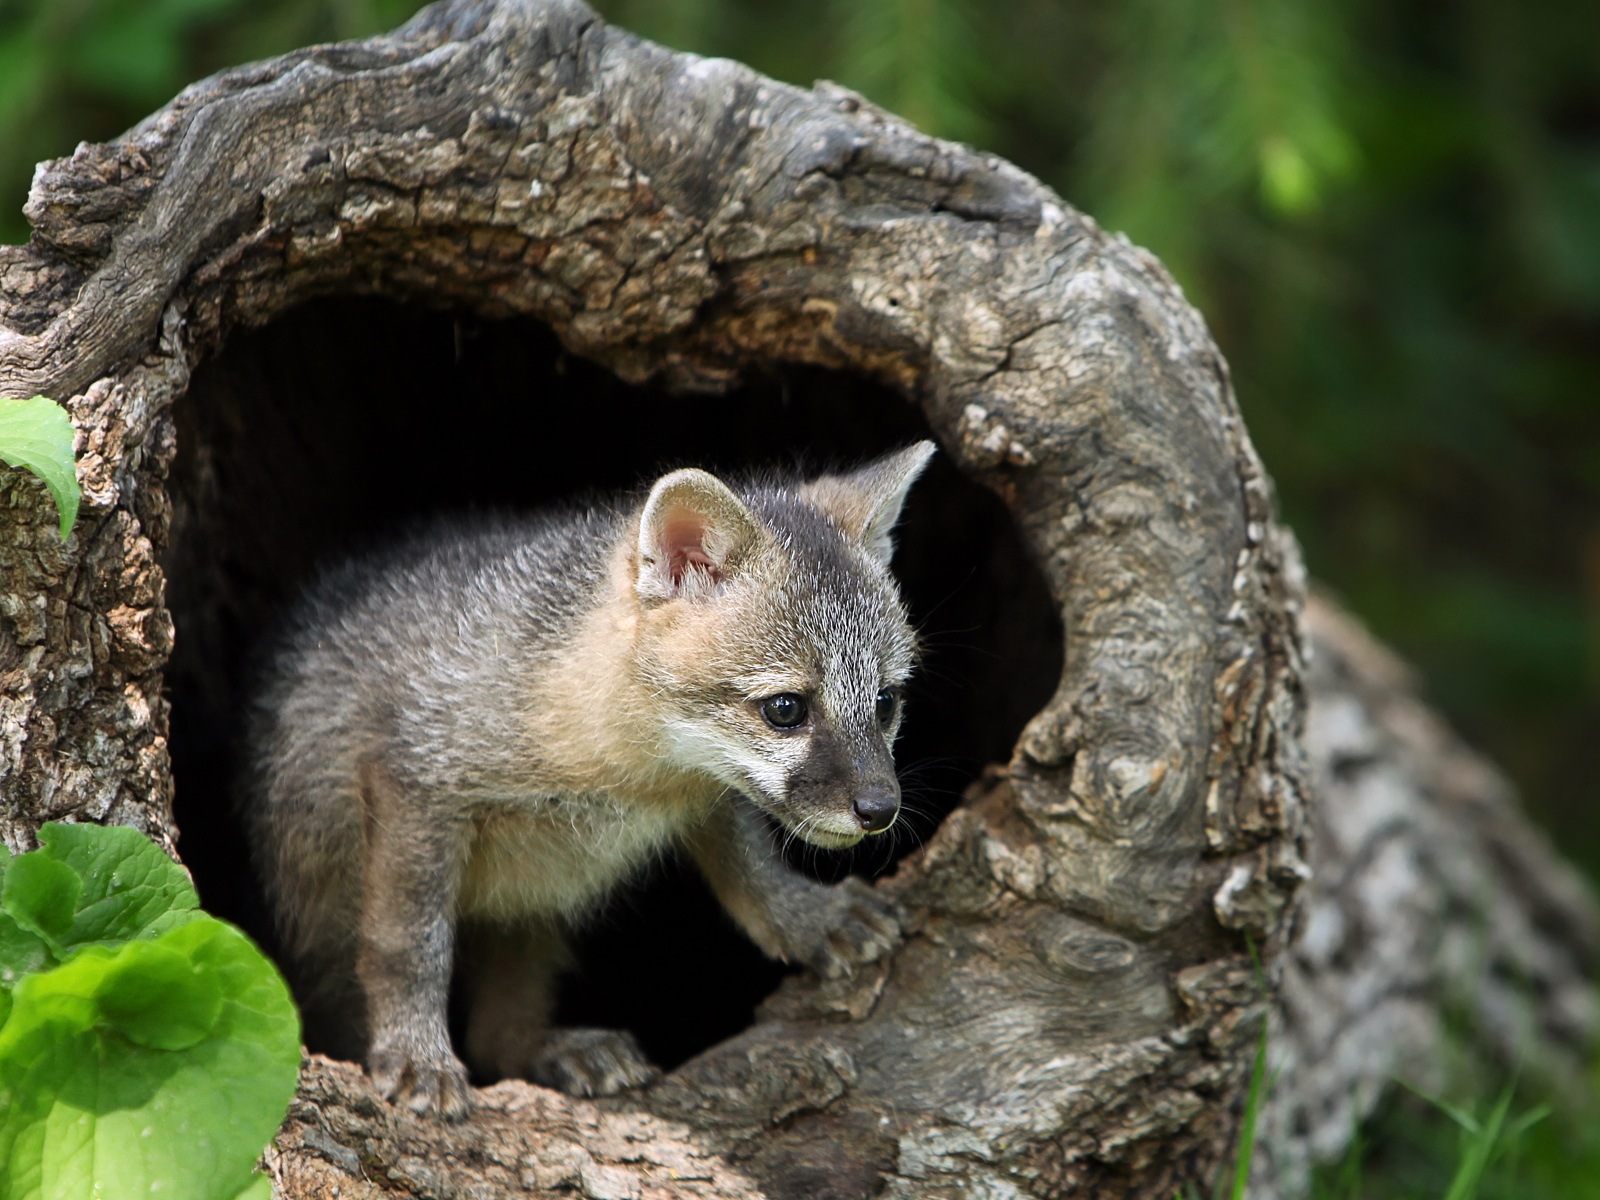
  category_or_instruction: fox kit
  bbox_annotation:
[243,442,934,1118]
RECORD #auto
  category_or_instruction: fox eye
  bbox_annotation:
[760,693,809,730]
[875,688,900,729]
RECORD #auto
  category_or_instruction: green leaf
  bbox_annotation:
[0,911,51,988]
[0,396,79,540]
[95,939,223,1051]
[233,1175,273,1200]
[0,823,204,979]
[1,854,82,945]
[36,822,199,949]
[0,917,302,1200]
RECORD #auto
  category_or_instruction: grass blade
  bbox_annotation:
[1441,1083,1514,1200]
[1227,1014,1271,1200]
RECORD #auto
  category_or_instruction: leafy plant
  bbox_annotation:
[0,822,300,1200]
[0,395,79,540]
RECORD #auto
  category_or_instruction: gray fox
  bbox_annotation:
[243,442,935,1118]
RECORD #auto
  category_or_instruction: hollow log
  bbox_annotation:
[0,1,1592,1196]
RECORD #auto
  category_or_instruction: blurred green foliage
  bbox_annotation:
[1312,1081,1600,1200]
[2,0,1595,860]
[0,0,419,244]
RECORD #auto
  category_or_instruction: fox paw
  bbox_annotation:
[799,878,901,980]
[369,1043,472,1120]
[532,1028,660,1097]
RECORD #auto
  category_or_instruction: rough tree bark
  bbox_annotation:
[0,1,1592,1197]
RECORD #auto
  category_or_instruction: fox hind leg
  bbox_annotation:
[459,918,658,1098]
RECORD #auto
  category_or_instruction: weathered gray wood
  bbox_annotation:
[0,1,1591,1196]
[1262,595,1598,1194]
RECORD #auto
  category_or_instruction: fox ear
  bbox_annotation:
[637,469,761,603]
[801,441,936,566]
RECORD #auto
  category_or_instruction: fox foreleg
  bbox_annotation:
[685,800,900,979]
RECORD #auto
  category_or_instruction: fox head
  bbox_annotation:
[627,442,935,848]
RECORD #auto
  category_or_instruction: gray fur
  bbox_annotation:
[242,443,934,1118]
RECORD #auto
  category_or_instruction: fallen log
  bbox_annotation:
[0,2,1591,1195]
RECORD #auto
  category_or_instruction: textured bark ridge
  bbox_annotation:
[0,1,1592,1196]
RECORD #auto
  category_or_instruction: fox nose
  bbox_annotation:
[852,788,898,833]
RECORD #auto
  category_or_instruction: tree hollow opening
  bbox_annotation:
[162,296,1062,1071]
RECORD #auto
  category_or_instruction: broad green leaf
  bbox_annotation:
[0,824,203,974]
[95,940,223,1051]
[234,1176,273,1200]
[36,821,199,949]
[0,918,301,1200]
[0,911,51,987]
[0,396,79,540]
[1,854,81,945]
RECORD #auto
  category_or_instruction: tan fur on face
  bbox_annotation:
[516,504,904,852]
[515,521,750,798]
[571,499,907,849]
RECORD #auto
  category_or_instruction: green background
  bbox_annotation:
[2,0,1596,1186]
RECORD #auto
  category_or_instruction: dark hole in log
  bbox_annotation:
[162,296,1062,1071]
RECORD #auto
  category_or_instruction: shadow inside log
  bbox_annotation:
[161,296,1062,1071]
